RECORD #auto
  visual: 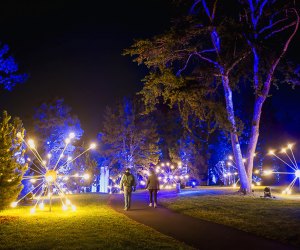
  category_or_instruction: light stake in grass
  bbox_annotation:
[11,132,96,213]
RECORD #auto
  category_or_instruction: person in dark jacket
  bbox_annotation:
[120,168,136,211]
[146,168,160,208]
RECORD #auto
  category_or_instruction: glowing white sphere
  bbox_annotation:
[295,170,300,178]
[11,202,18,208]
[69,132,75,139]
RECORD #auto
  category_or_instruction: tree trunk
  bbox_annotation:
[222,74,251,193]
[245,96,265,185]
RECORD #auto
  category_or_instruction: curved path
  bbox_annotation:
[109,191,295,250]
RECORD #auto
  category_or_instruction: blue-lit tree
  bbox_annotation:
[34,99,83,159]
[33,99,84,179]
[0,42,27,91]
[125,0,299,193]
[100,98,160,179]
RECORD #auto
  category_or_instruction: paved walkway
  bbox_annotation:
[109,191,295,250]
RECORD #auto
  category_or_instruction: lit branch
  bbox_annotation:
[259,18,289,34]
[264,21,297,39]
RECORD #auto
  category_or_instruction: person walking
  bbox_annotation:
[146,168,160,208]
[120,168,136,211]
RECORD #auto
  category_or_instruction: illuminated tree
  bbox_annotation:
[100,98,160,175]
[34,98,84,165]
[0,42,27,91]
[0,111,27,209]
[125,0,299,193]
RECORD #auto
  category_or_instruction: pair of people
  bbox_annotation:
[120,168,160,210]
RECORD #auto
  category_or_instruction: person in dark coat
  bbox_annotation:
[120,168,136,211]
[145,168,160,208]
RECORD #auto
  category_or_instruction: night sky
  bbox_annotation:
[0,0,299,146]
[0,0,175,140]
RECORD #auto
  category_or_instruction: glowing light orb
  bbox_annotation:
[83,173,90,180]
[268,143,300,194]
[45,170,57,183]
[151,161,189,189]
[39,203,45,210]
[11,202,18,208]
[11,134,96,213]
[28,139,35,148]
[69,132,75,139]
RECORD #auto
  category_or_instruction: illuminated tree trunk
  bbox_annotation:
[222,74,251,193]
[245,6,299,184]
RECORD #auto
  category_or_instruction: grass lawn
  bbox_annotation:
[0,194,191,250]
[160,187,300,247]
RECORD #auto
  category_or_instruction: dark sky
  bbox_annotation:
[0,0,299,147]
[0,0,175,140]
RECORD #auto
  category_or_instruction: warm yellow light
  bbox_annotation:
[65,138,71,144]
[268,150,275,155]
[263,170,273,176]
[253,153,257,157]
[16,132,22,138]
[47,153,52,159]
[251,184,255,188]
[281,148,287,153]
[233,183,237,188]
[83,173,90,180]
[254,169,259,174]
[45,170,57,183]
[161,163,165,167]
[242,158,246,163]
[74,173,79,177]
[30,179,37,183]
[30,208,36,214]
[89,143,96,149]
[287,143,293,149]
[287,189,292,195]
[228,155,233,160]
[28,139,35,148]
[256,182,261,186]
[11,202,18,208]
[166,162,170,166]
[227,162,232,166]
[42,160,47,165]
[171,165,174,169]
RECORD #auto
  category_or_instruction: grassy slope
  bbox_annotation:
[0,194,192,250]
[160,188,300,247]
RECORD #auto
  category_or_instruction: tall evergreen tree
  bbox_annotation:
[0,111,27,209]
